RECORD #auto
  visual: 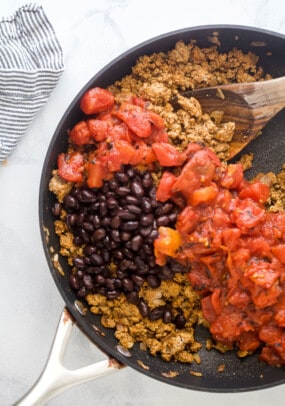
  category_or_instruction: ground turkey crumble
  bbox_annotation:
[50,40,284,364]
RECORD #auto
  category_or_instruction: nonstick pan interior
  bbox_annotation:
[39,25,285,392]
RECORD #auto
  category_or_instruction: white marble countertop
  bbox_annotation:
[1,0,285,405]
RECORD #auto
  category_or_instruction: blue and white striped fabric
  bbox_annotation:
[0,3,64,163]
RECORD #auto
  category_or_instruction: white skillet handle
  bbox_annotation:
[15,308,124,406]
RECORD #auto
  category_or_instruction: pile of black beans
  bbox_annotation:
[54,165,188,328]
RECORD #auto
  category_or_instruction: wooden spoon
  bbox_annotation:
[173,76,285,159]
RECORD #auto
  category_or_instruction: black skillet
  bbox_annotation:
[37,25,285,397]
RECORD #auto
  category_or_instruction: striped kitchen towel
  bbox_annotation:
[0,3,64,163]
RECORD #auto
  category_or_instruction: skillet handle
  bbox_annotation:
[15,307,124,406]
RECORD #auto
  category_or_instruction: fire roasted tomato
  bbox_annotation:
[58,152,84,183]
[114,103,152,138]
[152,142,185,166]
[69,121,92,145]
[239,180,270,203]
[80,87,115,114]
[156,171,177,202]
[154,226,181,266]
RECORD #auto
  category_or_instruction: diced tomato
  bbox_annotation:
[220,163,244,189]
[87,159,107,188]
[156,171,177,202]
[80,87,114,114]
[88,119,109,142]
[190,183,218,206]
[58,152,84,183]
[272,244,285,264]
[152,142,185,166]
[176,206,200,235]
[239,180,270,203]
[171,169,201,197]
[109,123,132,143]
[109,140,136,165]
[244,261,280,289]
[114,103,152,138]
[69,121,92,145]
[146,110,165,129]
[232,198,265,231]
[154,226,181,266]
[221,228,241,250]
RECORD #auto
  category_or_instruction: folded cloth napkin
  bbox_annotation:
[0,3,64,163]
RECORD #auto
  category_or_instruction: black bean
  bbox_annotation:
[125,291,139,304]
[156,215,170,226]
[121,247,134,259]
[83,274,94,290]
[67,213,78,227]
[147,275,161,288]
[111,214,121,229]
[112,249,124,260]
[76,213,85,226]
[105,278,115,291]
[84,245,96,256]
[118,210,137,220]
[142,243,153,255]
[107,290,121,299]
[163,309,173,324]
[110,240,119,249]
[126,205,142,215]
[101,217,111,228]
[90,253,104,266]
[131,181,144,197]
[73,236,83,246]
[99,202,108,217]
[73,257,86,269]
[109,179,119,191]
[92,215,101,228]
[140,197,152,213]
[118,259,132,271]
[149,307,164,321]
[102,250,111,263]
[142,172,153,188]
[117,186,131,196]
[138,299,149,317]
[115,172,129,184]
[122,277,134,292]
[158,266,173,280]
[93,228,107,241]
[156,203,173,216]
[114,278,122,289]
[78,189,97,203]
[64,195,77,209]
[70,274,80,290]
[130,235,143,251]
[174,313,186,329]
[77,286,88,297]
[106,197,118,209]
[168,212,178,223]
[120,231,132,241]
[82,222,94,232]
[131,274,145,286]
[111,229,121,242]
[140,213,154,227]
[126,167,135,178]
[121,221,139,231]
[95,274,105,286]
[126,195,140,205]
[139,226,152,237]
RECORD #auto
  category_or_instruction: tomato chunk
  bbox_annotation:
[152,142,185,166]
[58,152,84,183]
[80,87,114,114]
[69,121,92,145]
